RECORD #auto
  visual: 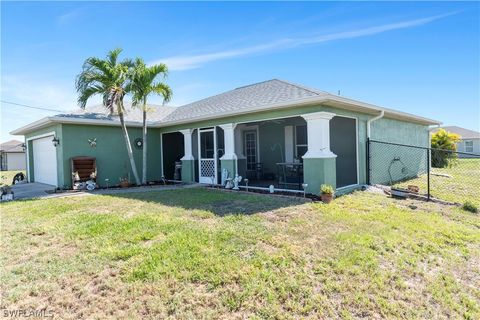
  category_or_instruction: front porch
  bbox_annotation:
[161,111,359,195]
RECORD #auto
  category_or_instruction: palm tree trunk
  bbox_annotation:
[142,108,147,185]
[119,111,141,186]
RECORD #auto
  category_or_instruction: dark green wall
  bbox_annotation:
[61,124,161,188]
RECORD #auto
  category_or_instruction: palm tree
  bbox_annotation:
[128,58,172,184]
[76,48,141,185]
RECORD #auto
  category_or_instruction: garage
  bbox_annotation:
[32,136,58,186]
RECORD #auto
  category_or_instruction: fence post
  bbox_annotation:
[366,138,370,185]
[427,148,430,201]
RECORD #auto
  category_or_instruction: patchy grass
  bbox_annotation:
[0,170,25,186]
[1,188,479,319]
[396,158,480,206]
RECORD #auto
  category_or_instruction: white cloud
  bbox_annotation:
[57,8,83,25]
[151,11,459,71]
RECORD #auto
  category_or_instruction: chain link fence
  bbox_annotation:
[368,139,480,206]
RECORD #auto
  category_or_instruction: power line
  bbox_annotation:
[0,100,65,113]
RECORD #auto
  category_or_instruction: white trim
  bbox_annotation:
[301,111,336,121]
[29,133,58,186]
[25,131,57,184]
[151,94,440,127]
[25,131,57,142]
[336,183,360,191]
[11,116,144,135]
[243,130,260,171]
[239,124,260,162]
[198,127,218,184]
[464,140,474,153]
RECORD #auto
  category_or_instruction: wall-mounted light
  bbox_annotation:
[52,136,60,147]
[21,143,26,151]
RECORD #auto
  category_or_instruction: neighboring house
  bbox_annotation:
[433,126,480,157]
[11,79,440,194]
[0,139,26,171]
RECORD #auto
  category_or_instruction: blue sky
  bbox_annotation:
[1,1,479,142]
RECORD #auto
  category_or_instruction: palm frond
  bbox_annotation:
[107,48,123,67]
[127,60,172,109]
[77,84,104,109]
[152,82,173,104]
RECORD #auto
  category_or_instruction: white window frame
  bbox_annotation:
[465,140,474,153]
[294,125,308,159]
[244,130,259,171]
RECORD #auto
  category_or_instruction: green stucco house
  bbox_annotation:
[11,79,440,194]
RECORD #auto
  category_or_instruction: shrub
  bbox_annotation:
[320,184,334,195]
[431,129,460,168]
[462,201,478,214]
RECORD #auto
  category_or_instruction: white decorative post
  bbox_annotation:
[179,129,194,161]
[219,123,237,160]
[301,112,337,159]
[301,111,337,194]
[234,124,246,159]
[219,123,237,178]
[179,129,195,182]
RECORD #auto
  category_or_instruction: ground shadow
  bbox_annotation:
[103,187,308,216]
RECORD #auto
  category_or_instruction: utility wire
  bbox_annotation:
[0,100,65,113]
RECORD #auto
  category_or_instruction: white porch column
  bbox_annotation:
[301,112,337,158]
[179,129,194,160]
[234,124,246,159]
[219,123,237,160]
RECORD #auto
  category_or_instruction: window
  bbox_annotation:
[465,140,474,153]
[244,131,257,171]
[295,125,308,158]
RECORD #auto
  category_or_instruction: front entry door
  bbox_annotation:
[198,128,217,183]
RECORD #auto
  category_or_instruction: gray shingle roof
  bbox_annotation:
[57,103,177,124]
[162,79,329,123]
[10,78,442,135]
[435,126,480,139]
[0,140,24,153]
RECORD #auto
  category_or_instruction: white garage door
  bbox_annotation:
[32,136,58,186]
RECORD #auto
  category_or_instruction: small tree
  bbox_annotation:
[76,48,141,185]
[431,129,460,168]
[128,58,172,184]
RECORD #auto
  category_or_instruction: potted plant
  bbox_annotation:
[119,177,130,188]
[320,184,334,203]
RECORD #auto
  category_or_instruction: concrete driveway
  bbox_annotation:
[10,182,57,200]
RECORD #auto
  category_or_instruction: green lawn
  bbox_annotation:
[0,170,25,186]
[1,188,479,319]
[395,158,480,206]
